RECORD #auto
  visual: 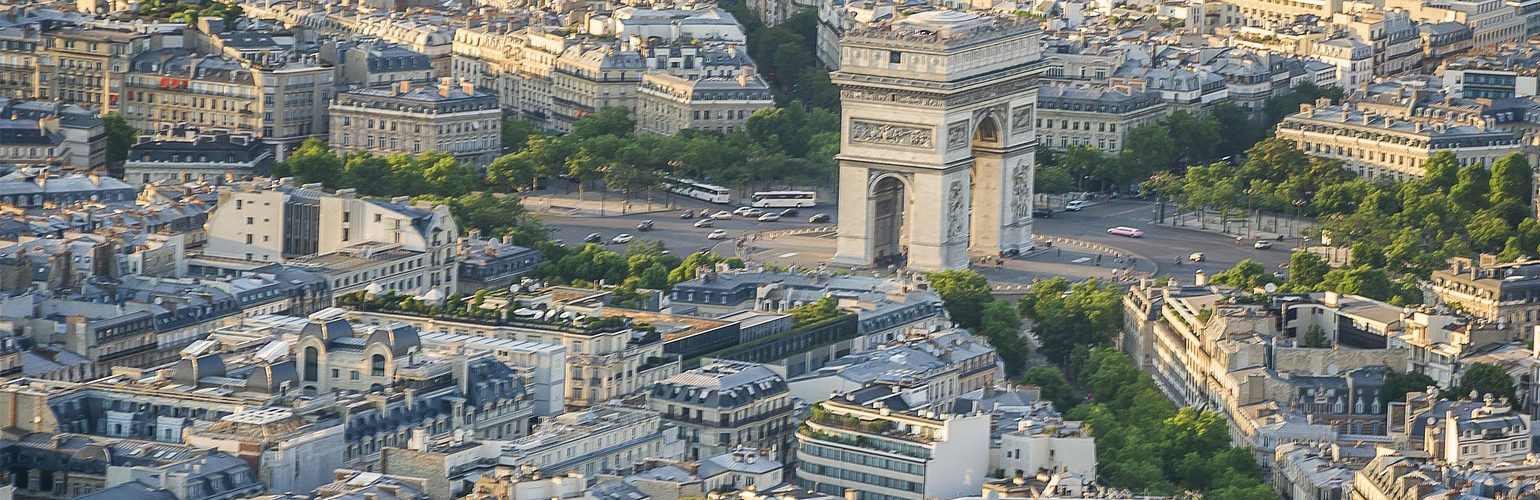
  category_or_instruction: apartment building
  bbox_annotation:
[1389,0,1526,48]
[550,44,648,133]
[795,392,992,500]
[636,72,774,135]
[1311,37,1374,91]
[38,27,153,114]
[1276,99,1525,180]
[1230,0,1341,27]
[1430,257,1540,336]
[1034,84,1169,152]
[1422,22,1476,67]
[332,40,436,88]
[786,328,999,408]
[123,49,260,135]
[0,98,104,170]
[329,80,501,167]
[1334,9,1425,77]
[499,404,683,476]
[123,129,272,186]
[648,361,793,461]
[346,304,680,409]
[203,180,460,298]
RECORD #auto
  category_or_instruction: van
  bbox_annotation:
[1065,200,1088,211]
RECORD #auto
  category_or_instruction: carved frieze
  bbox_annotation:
[946,121,969,150]
[850,120,934,149]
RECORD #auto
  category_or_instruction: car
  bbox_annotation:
[584,233,602,243]
[707,229,729,240]
[636,220,654,231]
[732,206,755,215]
[1032,207,1053,218]
[693,219,715,228]
[780,208,799,217]
[1065,200,1088,211]
[1189,252,1206,262]
[1106,226,1144,237]
[698,208,713,218]
[1253,240,1273,250]
[808,213,831,223]
[680,211,694,220]
[758,213,782,222]
[611,234,635,244]
[710,211,733,220]
[742,208,765,217]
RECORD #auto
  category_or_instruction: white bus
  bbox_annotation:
[750,191,817,208]
[667,178,732,204]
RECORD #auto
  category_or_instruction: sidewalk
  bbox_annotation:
[523,192,679,217]
[1160,208,1315,241]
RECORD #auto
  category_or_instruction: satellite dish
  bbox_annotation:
[1264,283,1278,293]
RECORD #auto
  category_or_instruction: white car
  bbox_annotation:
[732,206,755,215]
[707,229,729,240]
[710,211,733,220]
[1065,200,1088,211]
[611,234,634,244]
[1253,240,1273,250]
[757,213,781,222]
[742,208,764,217]
[693,219,715,228]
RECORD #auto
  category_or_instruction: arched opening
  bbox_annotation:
[974,115,1001,146]
[302,346,319,382]
[871,176,909,267]
[968,115,1006,257]
[370,354,386,377]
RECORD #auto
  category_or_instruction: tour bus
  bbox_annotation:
[666,178,732,204]
[750,190,817,208]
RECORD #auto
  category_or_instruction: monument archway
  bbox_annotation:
[831,11,1045,271]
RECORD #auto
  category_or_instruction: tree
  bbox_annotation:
[1452,362,1517,402]
[272,138,342,187]
[1321,265,1393,301]
[502,118,540,154]
[980,299,1029,377]
[1210,259,1278,290]
[444,192,547,246]
[789,296,840,327]
[1383,370,1437,404]
[1165,110,1220,167]
[102,112,136,166]
[1119,124,1177,181]
[1288,251,1331,288]
[341,153,393,195]
[571,107,635,140]
[1300,325,1330,348]
[420,153,479,197]
[1036,164,1074,194]
[1023,365,1076,411]
[1450,163,1493,210]
[927,269,994,329]
[1421,151,1460,194]
[1490,153,1533,206]
[1212,103,1260,158]
[487,153,540,192]
[1019,278,1124,366]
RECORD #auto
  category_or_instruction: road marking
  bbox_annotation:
[1071,257,1091,263]
[778,252,799,258]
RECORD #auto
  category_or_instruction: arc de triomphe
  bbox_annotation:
[830,11,1045,272]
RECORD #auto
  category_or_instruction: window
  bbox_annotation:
[303,347,319,381]
[350,371,360,380]
[371,354,386,376]
[889,51,902,64]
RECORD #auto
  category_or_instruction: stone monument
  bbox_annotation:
[831,10,1045,271]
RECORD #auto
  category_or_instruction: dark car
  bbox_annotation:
[680,211,694,220]
[584,233,602,243]
[808,213,830,223]
[1032,207,1053,218]
[636,220,654,231]
[780,208,799,217]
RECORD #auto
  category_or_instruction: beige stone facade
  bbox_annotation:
[832,11,1044,271]
[1275,99,1526,180]
[636,73,774,135]
[1034,84,1169,152]
[329,80,501,167]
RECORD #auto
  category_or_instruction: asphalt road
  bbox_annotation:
[540,199,835,256]
[537,194,1294,278]
[1034,199,1294,277]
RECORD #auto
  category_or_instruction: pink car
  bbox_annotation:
[1107,226,1144,238]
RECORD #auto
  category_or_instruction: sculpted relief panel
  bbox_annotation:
[850,120,934,149]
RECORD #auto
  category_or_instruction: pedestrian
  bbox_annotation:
[1056,248,1062,257]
